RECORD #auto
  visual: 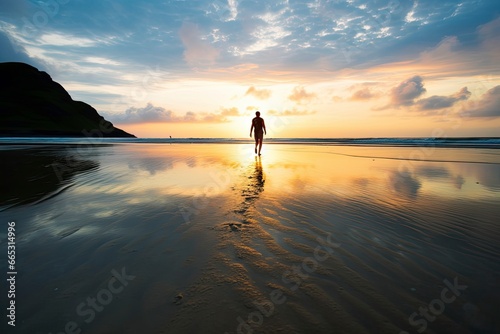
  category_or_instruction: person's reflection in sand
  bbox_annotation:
[228,156,266,231]
[253,155,265,193]
[242,155,265,202]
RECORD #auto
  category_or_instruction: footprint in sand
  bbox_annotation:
[173,293,183,305]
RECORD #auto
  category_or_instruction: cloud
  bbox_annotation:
[227,63,259,72]
[288,86,316,103]
[179,22,219,66]
[463,85,500,118]
[360,15,500,83]
[107,103,175,124]
[220,106,240,116]
[390,76,426,106]
[350,88,377,101]
[419,36,460,64]
[381,77,472,112]
[83,56,122,66]
[227,0,238,21]
[245,86,271,100]
[0,30,45,68]
[233,6,292,56]
[105,103,240,124]
[199,107,241,122]
[200,113,227,122]
[477,16,500,56]
[39,33,96,47]
[268,109,316,116]
[205,0,238,22]
[348,83,382,101]
[416,87,471,110]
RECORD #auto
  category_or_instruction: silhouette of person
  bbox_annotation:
[250,111,266,155]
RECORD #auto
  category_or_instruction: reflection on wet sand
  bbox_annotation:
[0,146,99,209]
[388,169,422,199]
[222,156,265,232]
[1,144,499,334]
[241,156,265,208]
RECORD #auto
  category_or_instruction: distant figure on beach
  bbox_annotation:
[250,111,266,155]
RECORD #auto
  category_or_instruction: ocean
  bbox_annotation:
[1,136,500,148]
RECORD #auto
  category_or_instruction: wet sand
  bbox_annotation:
[1,143,499,334]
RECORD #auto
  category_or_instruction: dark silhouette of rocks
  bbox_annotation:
[0,62,135,137]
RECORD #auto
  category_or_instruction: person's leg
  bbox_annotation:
[258,138,263,155]
[254,136,258,153]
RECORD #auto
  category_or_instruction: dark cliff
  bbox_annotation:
[0,62,135,137]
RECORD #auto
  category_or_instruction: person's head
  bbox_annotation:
[255,111,261,117]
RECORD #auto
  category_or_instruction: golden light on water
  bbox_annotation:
[73,143,500,203]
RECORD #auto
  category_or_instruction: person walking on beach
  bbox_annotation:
[250,111,266,155]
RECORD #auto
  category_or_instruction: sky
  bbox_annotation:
[1,0,499,138]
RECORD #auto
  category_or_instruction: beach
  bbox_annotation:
[1,141,499,334]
